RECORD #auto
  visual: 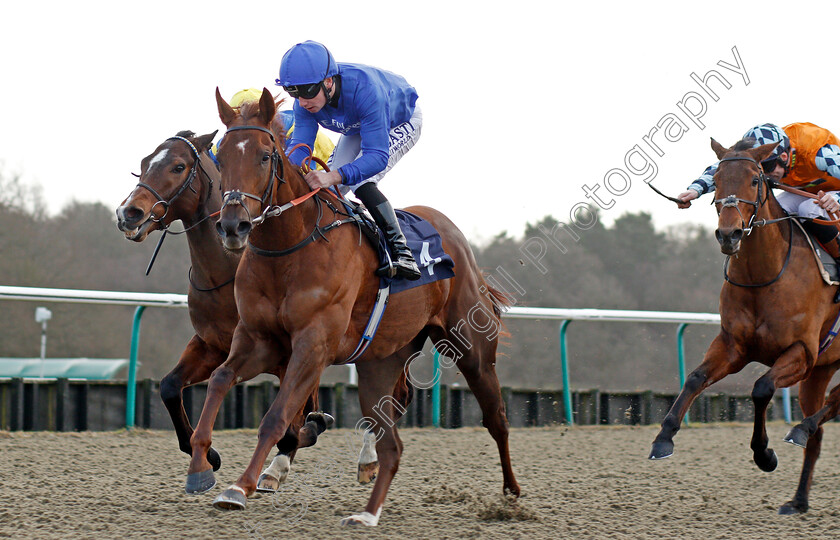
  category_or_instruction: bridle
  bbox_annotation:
[712,155,771,235]
[715,155,794,288]
[134,136,213,226]
[216,124,362,258]
[219,125,286,225]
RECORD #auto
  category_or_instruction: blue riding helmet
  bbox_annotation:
[276,41,339,87]
[742,123,791,161]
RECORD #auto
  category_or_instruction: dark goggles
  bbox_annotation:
[761,156,785,174]
[282,82,322,100]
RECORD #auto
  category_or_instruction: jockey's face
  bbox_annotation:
[764,151,789,182]
[298,77,333,114]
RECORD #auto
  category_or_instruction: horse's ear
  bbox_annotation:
[711,137,728,160]
[258,87,276,127]
[194,130,219,152]
[216,87,237,126]
[749,141,779,164]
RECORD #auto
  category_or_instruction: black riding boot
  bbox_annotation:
[367,201,420,280]
[803,220,840,262]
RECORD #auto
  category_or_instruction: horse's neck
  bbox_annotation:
[732,189,791,271]
[184,165,239,285]
[250,170,322,252]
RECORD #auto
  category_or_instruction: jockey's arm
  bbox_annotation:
[334,92,390,186]
[813,144,840,214]
[677,163,718,208]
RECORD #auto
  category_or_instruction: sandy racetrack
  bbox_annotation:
[2,424,840,539]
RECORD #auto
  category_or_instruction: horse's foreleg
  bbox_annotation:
[186,329,261,494]
[780,366,836,515]
[160,336,225,471]
[214,339,327,511]
[750,343,809,473]
[650,334,746,459]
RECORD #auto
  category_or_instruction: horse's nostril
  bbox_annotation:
[119,206,144,227]
[237,221,252,237]
[731,229,744,242]
[216,221,225,236]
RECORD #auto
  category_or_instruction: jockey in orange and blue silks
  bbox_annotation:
[276,40,422,281]
[677,122,840,260]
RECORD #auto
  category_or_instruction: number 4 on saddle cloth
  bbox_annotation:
[338,203,455,364]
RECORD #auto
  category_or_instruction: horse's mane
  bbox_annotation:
[176,130,196,139]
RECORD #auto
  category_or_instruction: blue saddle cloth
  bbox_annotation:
[382,210,456,294]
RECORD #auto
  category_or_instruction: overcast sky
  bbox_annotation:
[2,0,838,244]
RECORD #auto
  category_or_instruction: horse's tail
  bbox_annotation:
[483,279,513,319]
[481,274,513,342]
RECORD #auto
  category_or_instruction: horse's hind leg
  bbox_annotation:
[750,343,809,473]
[454,340,521,498]
[257,391,333,493]
[358,371,413,485]
[779,365,837,515]
[159,336,225,472]
[785,367,840,448]
[340,357,408,526]
[650,334,747,459]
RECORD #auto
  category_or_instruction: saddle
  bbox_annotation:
[331,192,456,293]
[793,219,840,286]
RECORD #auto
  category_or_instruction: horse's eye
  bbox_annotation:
[262,153,271,163]
[752,176,759,186]
[173,164,186,173]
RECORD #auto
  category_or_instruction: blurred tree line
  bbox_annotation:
[0,170,772,392]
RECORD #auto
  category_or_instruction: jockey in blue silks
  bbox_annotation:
[276,40,422,281]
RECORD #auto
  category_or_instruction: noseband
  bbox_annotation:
[135,136,212,223]
[712,156,770,234]
[219,125,286,222]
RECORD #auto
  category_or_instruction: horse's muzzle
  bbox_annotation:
[216,214,252,250]
[715,227,743,255]
[116,204,154,241]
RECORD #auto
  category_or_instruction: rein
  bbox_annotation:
[716,155,795,288]
[712,156,770,235]
[135,136,214,226]
[220,125,357,258]
[139,136,220,276]
[220,125,286,222]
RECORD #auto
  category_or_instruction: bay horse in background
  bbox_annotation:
[187,87,520,525]
[115,131,333,494]
[649,137,840,514]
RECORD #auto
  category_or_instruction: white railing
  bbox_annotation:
[0,285,790,427]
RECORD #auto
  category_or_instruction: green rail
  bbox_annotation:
[126,306,146,428]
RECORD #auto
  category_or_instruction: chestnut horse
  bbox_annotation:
[649,137,840,514]
[186,87,520,525]
[116,131,332,494]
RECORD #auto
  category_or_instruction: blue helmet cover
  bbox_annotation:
[277,41,339,86]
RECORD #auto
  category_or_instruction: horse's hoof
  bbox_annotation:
[357,461,379,484]
[306,411,335,431]
[213,488,247,510]
[778,500,808,515]
[256,473,280,493]
[208,447,222,472]
[648,441,674,460]
[755,449,778,472]
[185,469,216,494]
[783,426,809,448]
[339,510,380,526]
